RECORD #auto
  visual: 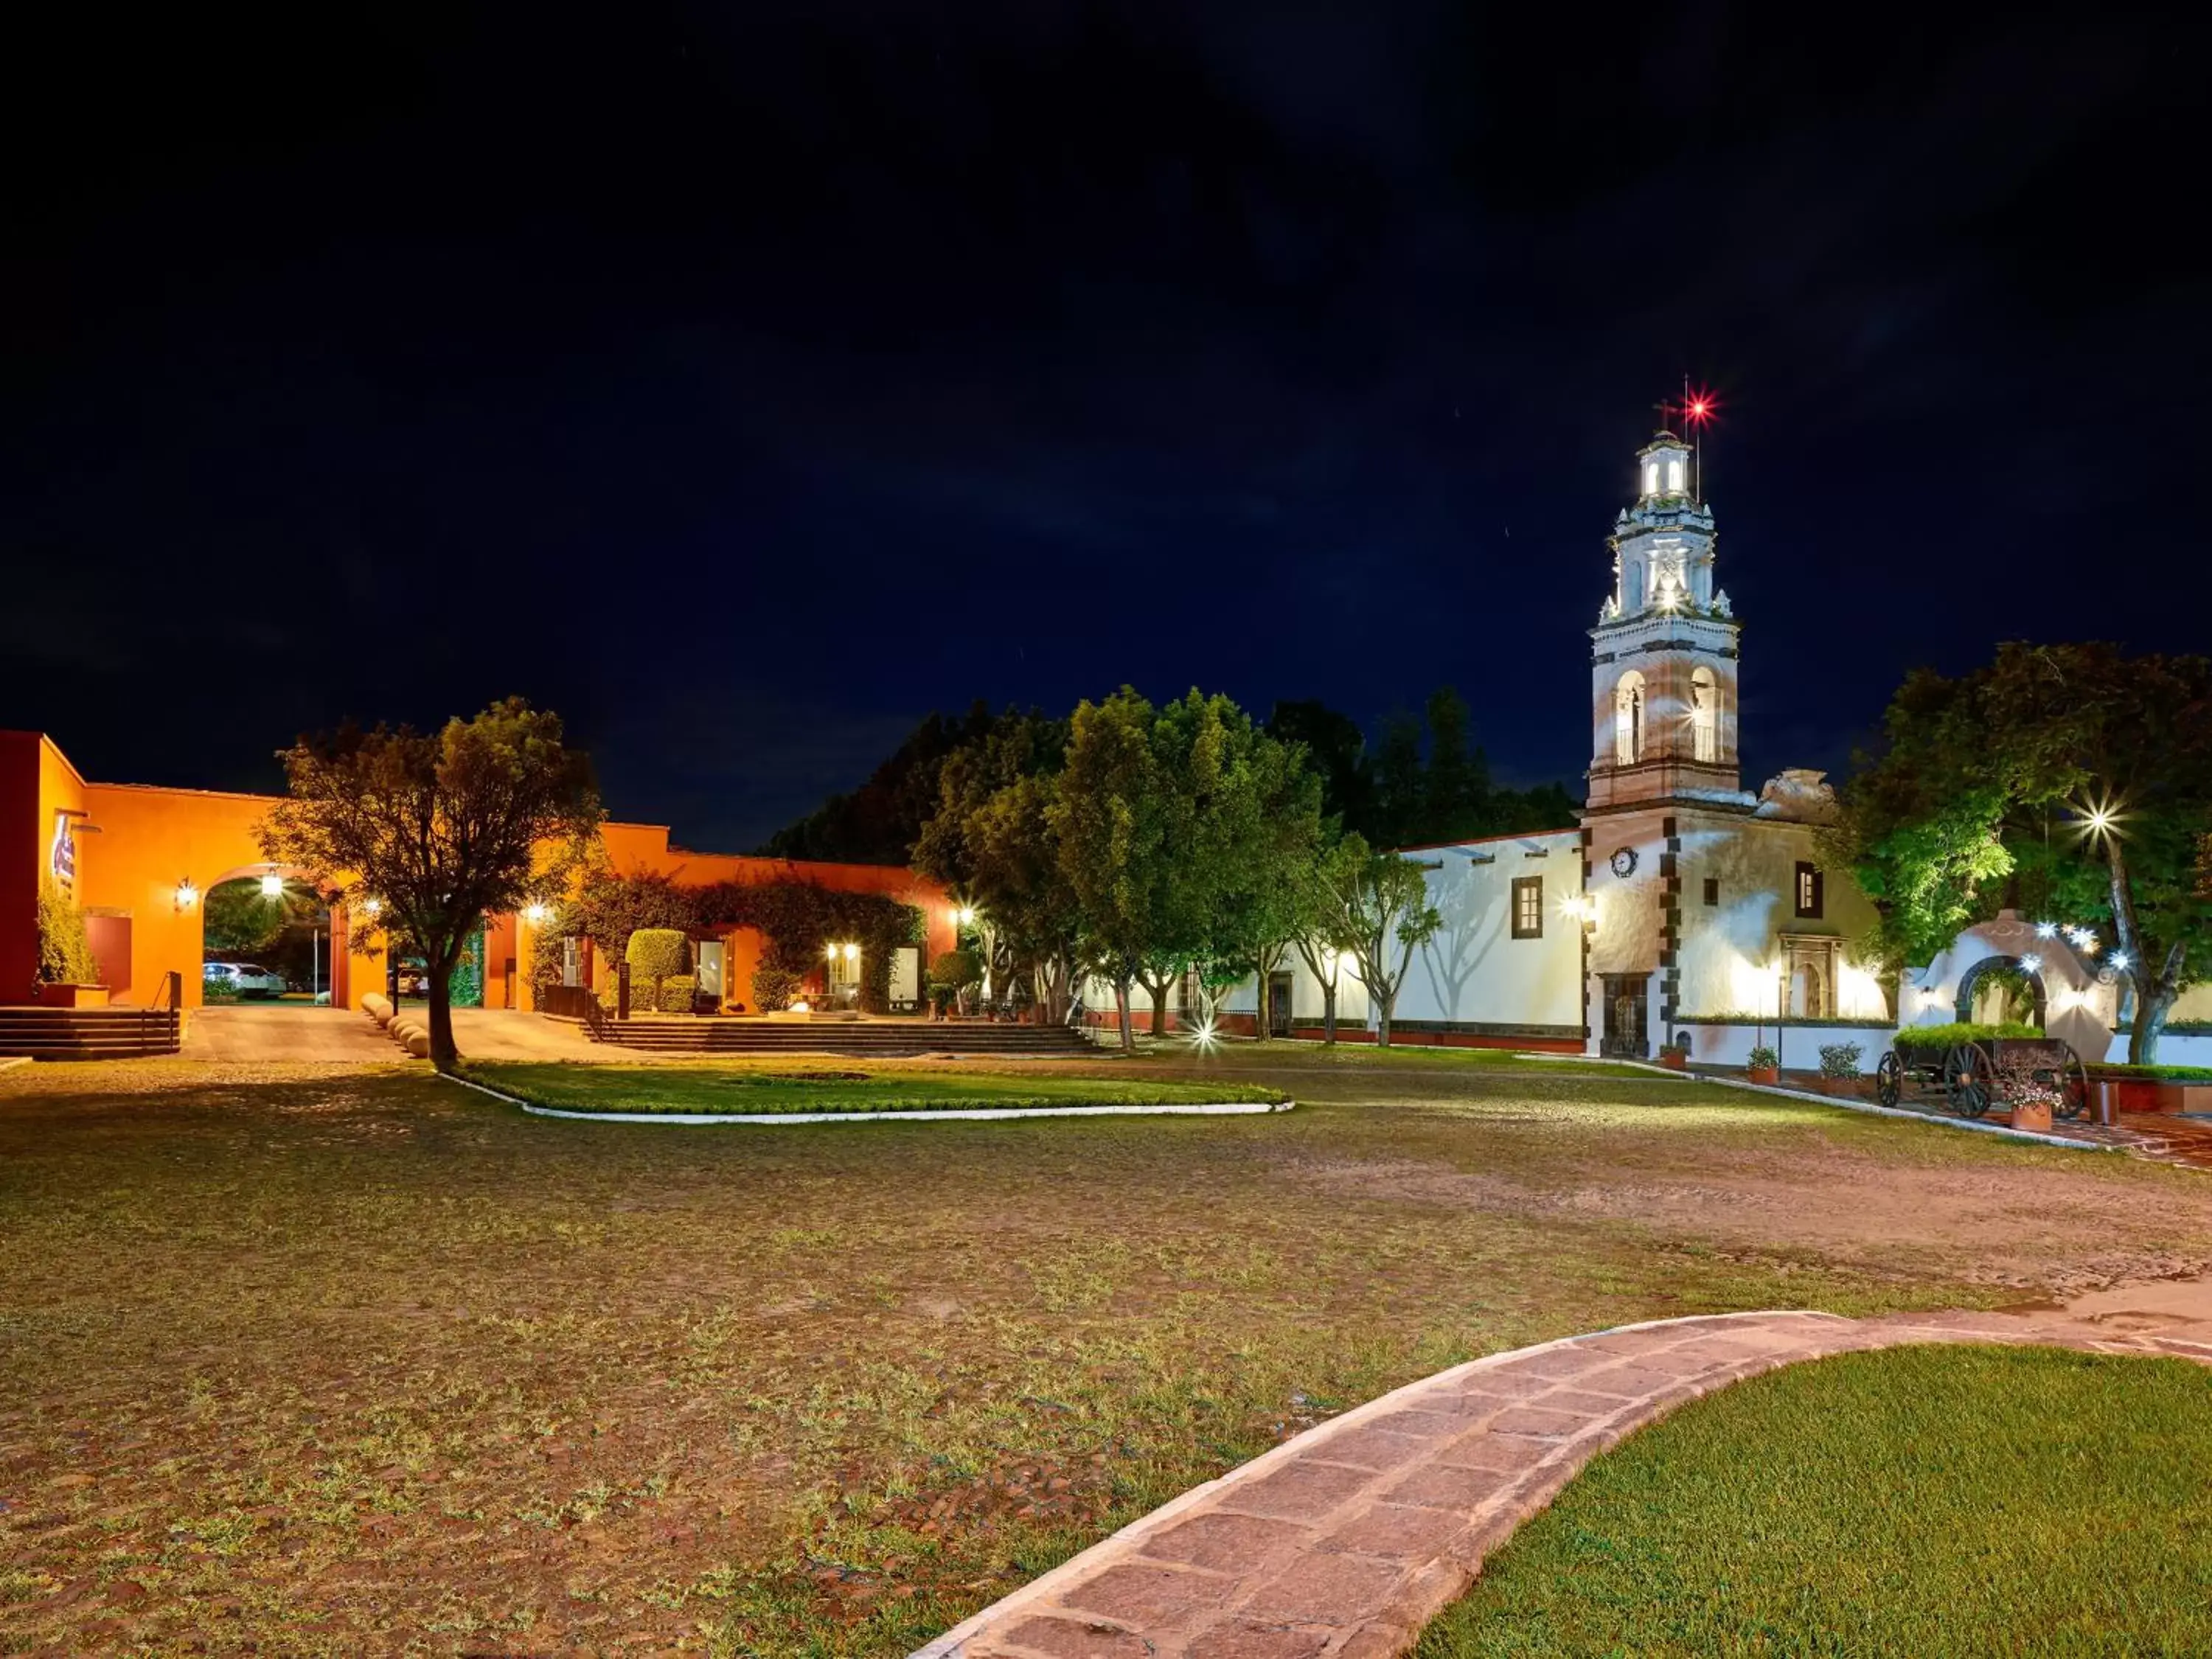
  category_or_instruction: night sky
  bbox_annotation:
[5,3,2202,851]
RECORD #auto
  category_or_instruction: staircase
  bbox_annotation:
[581,1015,1096,1058]
[0,1004,183,1061]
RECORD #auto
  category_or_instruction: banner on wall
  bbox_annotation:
[49,812,77,894]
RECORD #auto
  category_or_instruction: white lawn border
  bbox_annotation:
[1617,1060,2121,1152]
[0,1056,29,1074]
[442,1070,1291,1124]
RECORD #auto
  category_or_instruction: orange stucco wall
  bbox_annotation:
[4,731,952,1013]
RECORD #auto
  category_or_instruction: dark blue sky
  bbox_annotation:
[4,2,2203,849]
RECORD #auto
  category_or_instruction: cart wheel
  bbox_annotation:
[1876,1050,1902,1108]
[2056,1048,2092,1121]
[1945,1042,1993,1119]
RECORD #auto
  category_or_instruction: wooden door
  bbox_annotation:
[1601,973,1649,1058]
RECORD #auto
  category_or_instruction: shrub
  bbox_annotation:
[657,973,698,1014]
[752,964,801,1012]
[2087,1063,2212,1083]
[1747,1045,1778,1070]
[1818,1042,1863,1078]
[626,928,689,1009]
[928,949,981,992]
[36,875,98,985]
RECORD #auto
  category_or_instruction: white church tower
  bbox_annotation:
[1584,431,1747,812]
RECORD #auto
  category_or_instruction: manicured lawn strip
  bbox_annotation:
[460,1060,1290,1114]
[1416,1344,2212,1659]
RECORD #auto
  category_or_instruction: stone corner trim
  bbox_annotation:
[912,1307,2212,1659]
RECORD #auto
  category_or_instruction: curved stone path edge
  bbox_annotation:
[916,1303,2212,1659]
[442,1072,1293,1124]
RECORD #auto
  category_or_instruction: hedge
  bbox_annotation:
[657,974,698,1014]
[2087,1063,2212,1083]
[1893,1021,2042,1054]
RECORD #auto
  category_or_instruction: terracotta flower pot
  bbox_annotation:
[2010,1101,2054,1134]
[1746,1065,1780,1086]
[1658,1051,1688,1071]
[1819,1076,1859,1098]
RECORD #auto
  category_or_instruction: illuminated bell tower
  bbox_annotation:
[1584,429,1747,813]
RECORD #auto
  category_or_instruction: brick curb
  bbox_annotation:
[913,1307,2212,1659]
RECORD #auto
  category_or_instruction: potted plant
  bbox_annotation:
[1657,1038,1690,1071]
[1746,1044,1780,1086]
[928,949,981,1020]
[1817,1043,1863,1097]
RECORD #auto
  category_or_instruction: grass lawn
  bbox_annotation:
[3,1054,2207,1655]
[1416,1344,2212,1658]
[461,1060,1290,1115]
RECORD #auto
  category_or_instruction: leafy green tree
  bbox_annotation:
[959,772,1085,1022]
[1049,689,1193,1048]
[261,698,601,1071]
[202,879,289,958]
[1843,643,2212,1062]
[911,710,1070,1006]
[1190,717,1326,1038]
[760,703,1056,864]
[1368,711,1427,849]
[1266,700,1373,832]
[1321,833,1442,1047]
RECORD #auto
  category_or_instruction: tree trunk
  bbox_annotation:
[1376,993,1393,1048]
[2107,839,2185,1065]
[1149,980,1171,1039]
[1322,982,1337,1045]
[427,954,461,1072]
[2129,984,2174,1065]
[1114,978,1133,1051]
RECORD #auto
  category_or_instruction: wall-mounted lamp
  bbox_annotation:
[842,942,860,962]
[260,873,285,898]
[174,877,199,912]
[956,906,976,927]
[524,902,549,925]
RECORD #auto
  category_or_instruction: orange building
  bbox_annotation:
[1,729,953,1013]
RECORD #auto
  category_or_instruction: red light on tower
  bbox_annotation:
[1683,389,1716,425]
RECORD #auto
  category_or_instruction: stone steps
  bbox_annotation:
[0,1007,183,1060]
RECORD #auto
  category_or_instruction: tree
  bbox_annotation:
[1279,824,1356,1042]
[959,772,1085,1023]
[1191,717,1326,1040]
[1843,643,2212,1062]
[1266,700,1373,832]
[1321,833,1442,1047]
[1049,689,1190,1049]
[760,703,1053,864]
[260,698,601,1070]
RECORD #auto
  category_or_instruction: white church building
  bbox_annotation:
[1224,427,1899,1065]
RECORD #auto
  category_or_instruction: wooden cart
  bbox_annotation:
[1874,1034,2090,1121]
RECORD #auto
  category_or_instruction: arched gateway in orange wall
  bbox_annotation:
[1,729,953,1012]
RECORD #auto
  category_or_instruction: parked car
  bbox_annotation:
[204,961,286,999]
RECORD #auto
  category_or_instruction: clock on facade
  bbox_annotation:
[1609,847,1638,877]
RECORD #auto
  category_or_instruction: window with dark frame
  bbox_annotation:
[1703,876,1719,906]
[1512,876,1543,939]
[1795,861,1824,919]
